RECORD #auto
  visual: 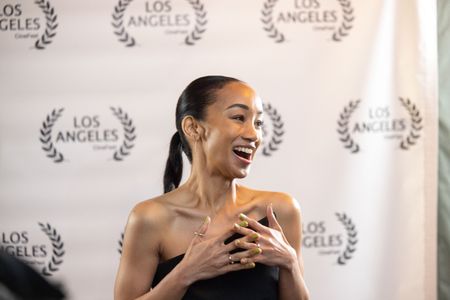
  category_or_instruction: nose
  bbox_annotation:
[242,121,260,143]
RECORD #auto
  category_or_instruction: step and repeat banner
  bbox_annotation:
[0,0,438,299]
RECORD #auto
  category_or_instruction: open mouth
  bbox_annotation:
[233,146,253,161]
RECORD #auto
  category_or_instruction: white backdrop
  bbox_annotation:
[0,0,437,299]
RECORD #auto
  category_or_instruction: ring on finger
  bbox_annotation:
[194,231,205,237]
[228,255,235,265]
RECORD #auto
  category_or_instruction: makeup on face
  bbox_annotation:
[201,82,264,177]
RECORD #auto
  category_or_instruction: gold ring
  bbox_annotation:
[194,231,205,237]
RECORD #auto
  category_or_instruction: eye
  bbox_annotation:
[255,120,264,128]
[232,115,245,122]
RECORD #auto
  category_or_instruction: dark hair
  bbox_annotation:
[163,75,241,193]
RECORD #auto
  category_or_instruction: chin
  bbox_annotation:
[234,167,251,179]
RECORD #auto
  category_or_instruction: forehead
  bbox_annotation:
[210,82,263,112]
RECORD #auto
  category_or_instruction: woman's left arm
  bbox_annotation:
[235,195,309,300]
[272,196,309,300]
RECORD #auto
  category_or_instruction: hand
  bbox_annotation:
[231,204,298,270]
[177,216,260,285]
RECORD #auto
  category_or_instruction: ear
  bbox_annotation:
[181,115,203,141]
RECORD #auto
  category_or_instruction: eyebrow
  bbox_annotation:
[225,103,263,115]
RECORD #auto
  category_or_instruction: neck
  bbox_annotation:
[182,165,238,216]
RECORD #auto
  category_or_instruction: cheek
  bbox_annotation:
[257,130,263,145]
[204,130,221,153]
[206,129,232,156]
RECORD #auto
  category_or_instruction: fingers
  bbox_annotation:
[228,246,262,264]
[217,225,239,244]
[234,239,260,250]
[238,213,270,234]
[200,216,211,234]
[223,249,260,272]
[222,260,256,273]
[217,219,253,246]
[224,235,258,253]
[267,203,282,231]
[232,222,258,238]
[192,216,210,245]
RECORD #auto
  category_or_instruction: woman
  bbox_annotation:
[114,76,309,300]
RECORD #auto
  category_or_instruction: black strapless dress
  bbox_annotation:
[151,217,279,300]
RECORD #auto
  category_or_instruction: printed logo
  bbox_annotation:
[118,232,124,255]
[39,107,137,163]
[261,0,354,43]
[111,0,207,47]
[337,97,423,153]
[0,0,58,49]
[261,102,284,156]
[0,222,65,276]
[302,212,357,265]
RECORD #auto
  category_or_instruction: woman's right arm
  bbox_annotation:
[114,202,192,300]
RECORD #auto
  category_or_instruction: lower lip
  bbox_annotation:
[233,151,252,165]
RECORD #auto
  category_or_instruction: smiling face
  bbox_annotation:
[197,81,264,179]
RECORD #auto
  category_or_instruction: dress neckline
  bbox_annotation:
[158,216,269,265]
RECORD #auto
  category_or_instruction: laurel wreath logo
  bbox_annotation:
[34,0,58,50]
[111,107,136,161]
[40,108,65,163]
[38,222,65,276]
[261,0,285,43]
[185,0,207,45]
[399,97,422,150]
[335,213,357,265]
[332,0,354,42]
[112,0,206,47]
[337,100,361,153]
[118,232,124,255]
[112,0,136,47]
[261,103,284,156]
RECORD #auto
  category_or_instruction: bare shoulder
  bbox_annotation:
[240,185,302,220]
[124,194,175,248]
[127,194,172,230]
[264,190,301,216]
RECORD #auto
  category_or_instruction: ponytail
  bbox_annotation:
[163,132,183,193]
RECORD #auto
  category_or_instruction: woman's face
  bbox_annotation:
[198,81,264,179]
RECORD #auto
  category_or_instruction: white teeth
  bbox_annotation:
[234,147,253,154]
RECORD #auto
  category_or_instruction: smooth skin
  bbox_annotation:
[114,82,310,300]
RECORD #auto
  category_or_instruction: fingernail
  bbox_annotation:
[250,233,259,240]
[234,223,240,230]
[239,213,246,221]
[238,221,248,227]
[251,247,262,255]
[241,258,248,264]
[245,262,256,269]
